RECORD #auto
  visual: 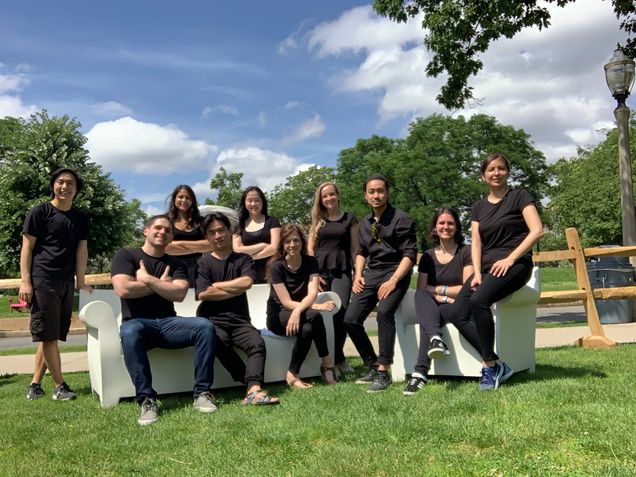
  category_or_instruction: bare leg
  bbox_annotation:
[41,340,64,386]
[31,342,48,384]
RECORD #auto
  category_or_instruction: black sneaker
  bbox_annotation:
[367,371,392,393]
[52,382,77,401]
[27,383,45,400]
[138,397,159,426]
[403,374,427,396]
[427,338,450,360]
[355,368,377,385]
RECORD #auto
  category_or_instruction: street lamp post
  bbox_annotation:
[604,46,636,266]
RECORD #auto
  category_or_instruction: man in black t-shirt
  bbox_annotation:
[20,168,91,402]
[196,213,279,405]
[111,215,217,425]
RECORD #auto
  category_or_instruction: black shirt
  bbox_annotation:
[111,248,188,320]
[195,252,256,325]
[236,215,281,280]
[314,212,358,273]
[170,225,204,260]
[471,188,535,270]
[358,205,417,270]
[23,202,89,281]
[418,245,471,286]
[267,256,319,315]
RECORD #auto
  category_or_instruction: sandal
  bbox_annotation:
[287,376,313,390]
[242,390,280,406]
[321,365,339,385]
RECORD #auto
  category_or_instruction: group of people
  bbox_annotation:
[19,152,543,425]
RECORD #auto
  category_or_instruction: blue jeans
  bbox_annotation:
[120,316,216,403]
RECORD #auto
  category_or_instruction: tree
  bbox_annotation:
[208,167,244,210]
[0,111,146,276]
[547,119,636,247]
[373,0,636,109]
[268,166,336,225]
[337,114,548,247]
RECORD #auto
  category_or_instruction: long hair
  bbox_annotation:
[267,224,307,277]
[309,181,341,239]
[236,186,268,233]
[166,185,202,227]
[428,207,464,247]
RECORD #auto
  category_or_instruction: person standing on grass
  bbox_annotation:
[307,181,359,377]
[344,175,417,392]
[404,207,482,396]
[450,153,543,391]
[196,212,279,405]
[111,215,217,425]
[20,168,92,402]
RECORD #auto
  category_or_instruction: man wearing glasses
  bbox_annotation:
[344,175,417,392]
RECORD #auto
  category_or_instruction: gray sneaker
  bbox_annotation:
[27,383,45,400]
[138,397,159,426]
[355,368,377,385]
[193,391,218,413]
[367,371,392,393]
[52,382,76,401]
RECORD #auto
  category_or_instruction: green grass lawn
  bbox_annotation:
[1,346,635,476]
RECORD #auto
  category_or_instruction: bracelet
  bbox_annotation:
[441,285,448,296]
[442,296,448,304]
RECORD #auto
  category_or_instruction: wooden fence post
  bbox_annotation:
[565,228,617,348]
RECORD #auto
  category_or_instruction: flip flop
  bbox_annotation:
[242,390,280,405]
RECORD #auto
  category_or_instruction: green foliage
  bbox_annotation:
[208,167,243,210]
[373,0,636,109]
[0,111,146,276]
[337,114,548,248]
[268,166,336,225]
[548,120,636,247]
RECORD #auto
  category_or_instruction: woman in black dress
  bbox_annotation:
[232,186,280,284]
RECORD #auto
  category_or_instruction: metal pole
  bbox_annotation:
[614,105,636,257]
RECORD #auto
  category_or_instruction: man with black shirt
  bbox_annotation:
[196,213,279,405]
[111,215,216,425]
[21,168,91,401]
[344,175,417,392]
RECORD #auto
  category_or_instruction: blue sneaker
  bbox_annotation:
[479,363,503,391]
[499,362,514,384]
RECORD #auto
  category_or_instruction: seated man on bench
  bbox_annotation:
[111,214,217,425]
[196,212,279,405]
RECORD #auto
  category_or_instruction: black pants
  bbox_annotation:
[413,289,481,375]
[451,259,532,362]
[320,270,352,365]
[267,309,329,375]
[344,268,410,367]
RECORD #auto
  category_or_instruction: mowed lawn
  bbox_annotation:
[1,345,635,476]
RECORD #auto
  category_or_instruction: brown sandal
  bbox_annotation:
[287,376,313,389]
[320,365,339,385]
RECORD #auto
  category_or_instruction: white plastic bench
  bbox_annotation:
[391,267,540,380]
[79,285,340,408]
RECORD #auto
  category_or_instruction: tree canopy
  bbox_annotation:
[373,0,636,109]
[208,167,244,210]
[0,111,146,276]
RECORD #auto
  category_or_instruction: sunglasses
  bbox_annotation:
[371,221,382,243]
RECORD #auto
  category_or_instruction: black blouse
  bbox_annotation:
[314,212,358,273]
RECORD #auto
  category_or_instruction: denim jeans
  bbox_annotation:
[120,316,215,403]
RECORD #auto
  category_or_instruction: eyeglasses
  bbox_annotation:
[371,221,382,243]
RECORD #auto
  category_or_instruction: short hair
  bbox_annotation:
[49,167,83,199]
[200,212,232,235]
[363,174,389,192]
[145,214,174,231]
[480,153,511,175]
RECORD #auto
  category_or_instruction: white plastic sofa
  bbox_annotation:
[79,285,340,408]
[391,267,540,381]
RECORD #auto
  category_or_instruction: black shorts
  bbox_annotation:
[30,277,74,342]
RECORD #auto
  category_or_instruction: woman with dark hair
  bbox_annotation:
[307,181,359,376]
[266,224,338,389]
[404,207,482,395]
[232,186,280,283]
[165,185,210,287]
[452,153,543,391]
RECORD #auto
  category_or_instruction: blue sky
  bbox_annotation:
[1,0,632,214]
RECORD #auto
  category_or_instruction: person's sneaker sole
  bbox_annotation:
[138,416,159,426]
[52,393,76,401]
[427,348,447,360]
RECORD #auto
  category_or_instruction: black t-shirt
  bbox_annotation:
[195,252,256,324]
[111,248,188,320]
[267,256,319,315]
[471,188,535,270]
[23,202,90,281]
[314,212,358,273]
[170,225,205,260]
[418,245,471,286]
[236,215,281,278]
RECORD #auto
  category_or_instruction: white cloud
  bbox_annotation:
[284,100,299,110]
[144,205,164,217]
[85,116,217,175]
[0,70,38,118]
[90,100,133,116]
[201,104,239,119]
[306,1,627,162]
[258,111,267,128]
[282,113,326,146]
